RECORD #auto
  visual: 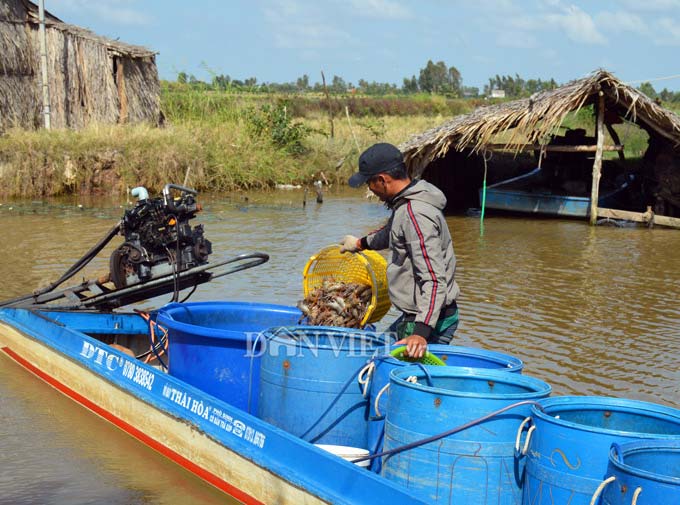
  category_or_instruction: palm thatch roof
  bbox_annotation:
[0,0,161,130]
[400,70,680,178]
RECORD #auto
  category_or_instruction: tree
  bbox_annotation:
[418,60,448,93]
[177,72,188,84]
[331,75,347,94]
[402,75,418,93]
[296,74,309,91]
[638,82,657,100]
[417,60,462,95]
[447,66,462,96]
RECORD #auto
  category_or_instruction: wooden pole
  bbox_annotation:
[38,0,51,129]
[589,92,605,225]
[321,71,334,138]
[483,143,623,153]
[597,207,680,229]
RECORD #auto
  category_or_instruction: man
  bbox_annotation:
[340,142,460,358]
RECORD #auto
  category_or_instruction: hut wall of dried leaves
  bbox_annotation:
[399,70,680,223]
[0,0,161,131]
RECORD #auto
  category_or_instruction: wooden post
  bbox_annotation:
[321,71,334,138]
[589,92,605,225]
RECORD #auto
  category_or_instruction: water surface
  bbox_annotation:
[1,188,679,503]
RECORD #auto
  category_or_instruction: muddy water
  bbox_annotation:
[1,189,680,503]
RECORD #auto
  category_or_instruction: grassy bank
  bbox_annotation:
[0,90,676,198]
[0,114,448,198]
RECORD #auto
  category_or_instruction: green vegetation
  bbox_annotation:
[0,91,454,198]
[1,58,679,198]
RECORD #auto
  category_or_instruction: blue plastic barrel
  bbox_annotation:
[257,325,388,449]
[599,440,680,505]
[381,366,551,504]
[522,396,680,505]
[156,301,301,413]
[367,344,523,472]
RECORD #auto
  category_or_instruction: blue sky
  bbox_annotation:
[48,0,680,91]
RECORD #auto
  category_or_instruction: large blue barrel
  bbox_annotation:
[381,366,551,504]
[522,396,680,505]
[156,301,301,413]
[366,344,524,472]
[258,326,387,449]
[600,440,680,505]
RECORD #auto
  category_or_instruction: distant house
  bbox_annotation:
[489,89,506,99]
[0,0,161,131]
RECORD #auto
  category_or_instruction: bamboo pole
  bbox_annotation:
[597,207,680,229]
[589,92,605,225]
[321,71,334,138]
[484,144,623,153]
[38,0,51,129]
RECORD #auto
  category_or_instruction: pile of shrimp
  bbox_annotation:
[297,279,372,328]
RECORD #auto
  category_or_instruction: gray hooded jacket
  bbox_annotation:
[363,180,459,335]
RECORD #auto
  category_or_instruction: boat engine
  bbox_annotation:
[109,184,212,288]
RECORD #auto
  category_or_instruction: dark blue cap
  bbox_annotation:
[348,143,405,187]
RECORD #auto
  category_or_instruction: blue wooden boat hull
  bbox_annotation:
[480,167,630,218]
[0,308,427,505]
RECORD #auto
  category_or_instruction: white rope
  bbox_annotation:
[590,476,616,505]
[631,487,643,505]
[625,73,680,85]
[514,416,536,455]
[357,362,375,398]
[373,383,390,418]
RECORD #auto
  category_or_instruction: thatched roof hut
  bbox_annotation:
[400,70,680,225]
[0,0,161,131]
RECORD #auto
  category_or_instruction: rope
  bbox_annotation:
[589,476,616,505]
[480,149,491,235]
[631,487,643,505]
[301,359,373,443]
[357,362,375,398]
[625,73,680,85]
[351,399,545,464]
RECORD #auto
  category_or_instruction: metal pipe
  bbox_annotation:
[38,0,51,129]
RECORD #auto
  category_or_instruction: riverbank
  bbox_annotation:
[0,91,465,198]
[0,90,673,198]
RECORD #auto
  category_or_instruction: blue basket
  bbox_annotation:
[599,440,680,504]
[381,366,550,504]
[523,396,680,505]
[257,325,389,449]
[157,301,301,413]
[366,344,523,473]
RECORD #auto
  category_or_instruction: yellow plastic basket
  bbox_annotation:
[302,245,391,326]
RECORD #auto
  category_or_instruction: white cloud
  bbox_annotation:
[263,1,354,50]
[620,0,680,12]
[48,0,150,26]
[504,4,607,46]
[546,5,607,45]
[347,0,411,20]
[595,11,649,35]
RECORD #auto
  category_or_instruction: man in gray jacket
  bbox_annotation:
[340,143,460,358]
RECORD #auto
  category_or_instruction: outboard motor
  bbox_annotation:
[109,184,212,288]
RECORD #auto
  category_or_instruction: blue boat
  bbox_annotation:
[481,166,632,217]
[0,307,429,504]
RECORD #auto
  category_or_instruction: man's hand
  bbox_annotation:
[339,235,361,253]
[395,334,427,359]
